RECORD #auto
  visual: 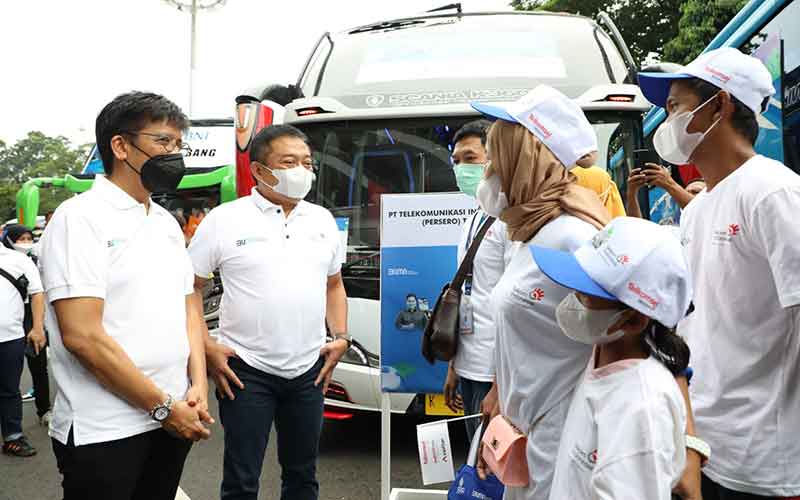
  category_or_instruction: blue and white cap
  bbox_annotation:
[471,84,597,168]
[638,47,775,114]
[531,217,693,328]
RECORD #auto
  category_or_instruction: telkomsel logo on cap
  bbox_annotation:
[527,113,553,139]
[628,282,659,310]
[705,65,731,84]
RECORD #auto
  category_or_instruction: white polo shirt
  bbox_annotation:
[39,175,194,446]
[679,155,800,497]
[0,247,43,343]
[452,212,512,382]
[188,188,344,379]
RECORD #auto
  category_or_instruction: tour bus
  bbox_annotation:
[243,8,653,417]
[640,0,798,223]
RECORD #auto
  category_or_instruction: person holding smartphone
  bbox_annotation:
[626,162,698,219]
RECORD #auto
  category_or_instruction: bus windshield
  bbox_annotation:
[312,14,629,103]
[300,113,640,299]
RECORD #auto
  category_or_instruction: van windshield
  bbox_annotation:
[313,14,629,103]
[300,113,639,299]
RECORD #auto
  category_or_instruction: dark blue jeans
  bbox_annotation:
[459,377,493,443]
[219,357,325,500]
[0,337,25,441]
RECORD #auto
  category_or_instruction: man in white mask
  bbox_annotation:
[188,124,348,500]
[639,47,800,499]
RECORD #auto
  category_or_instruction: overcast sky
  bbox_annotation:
[0,0,512,146]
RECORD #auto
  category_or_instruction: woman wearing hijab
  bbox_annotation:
[470,86,701,500]
[469,86,611,499]
[571,153,626,219]
[1,224,51,427]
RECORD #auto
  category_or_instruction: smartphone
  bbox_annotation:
[633,148,660,169]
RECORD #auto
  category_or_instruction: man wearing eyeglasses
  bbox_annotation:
[188,124,348,500]
[39,92,213,500]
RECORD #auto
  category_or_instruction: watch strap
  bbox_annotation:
[335,334,353,348]
[150,394,173,421]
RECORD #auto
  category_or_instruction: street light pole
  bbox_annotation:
[163,0,227,117]
[189,0,197,116]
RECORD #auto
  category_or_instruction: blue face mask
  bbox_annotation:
[454,163,486,198]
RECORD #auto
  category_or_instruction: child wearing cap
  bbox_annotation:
[640,47,800,498]
[533,217,692,500]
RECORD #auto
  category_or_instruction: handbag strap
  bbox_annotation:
[451,216,496,290]
[0,267,27,302]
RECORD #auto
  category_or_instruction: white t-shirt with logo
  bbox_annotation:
[549,356,686,500]
[188,188,344,379]
[452,212,512,382]
[492,214,598,499]
[679,155,800,496]
[40,175,194,446]
[0,247,43,343]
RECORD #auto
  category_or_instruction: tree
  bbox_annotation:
[512,0,684,66]
[0,132,89,221]
[661,0,748,64]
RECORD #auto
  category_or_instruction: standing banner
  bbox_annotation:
[380,193,477,394]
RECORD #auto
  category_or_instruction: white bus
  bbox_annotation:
[243,7,651,416]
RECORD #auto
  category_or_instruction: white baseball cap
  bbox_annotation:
[531,217,693,328]
[639,47,775,114]
[470,84,597,168]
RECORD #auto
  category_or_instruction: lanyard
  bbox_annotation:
[465,212,488,252]
[463,211,487,296]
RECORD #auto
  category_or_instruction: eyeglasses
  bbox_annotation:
[122,131,189,155]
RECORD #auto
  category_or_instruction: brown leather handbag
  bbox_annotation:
[422,216,495,364]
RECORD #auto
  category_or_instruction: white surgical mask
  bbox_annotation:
[13,242,34,254]
[475,174,508,218]
[555,293,626,345]
[653,93,721,165]
[258,165,315,200]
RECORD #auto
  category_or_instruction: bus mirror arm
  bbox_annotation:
[597,11,639,84]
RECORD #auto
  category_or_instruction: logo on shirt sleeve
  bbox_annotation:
[529,288,545,301]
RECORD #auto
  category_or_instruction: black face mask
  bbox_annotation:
[125,142,186,193]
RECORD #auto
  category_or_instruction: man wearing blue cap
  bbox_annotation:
[639,47,800,499]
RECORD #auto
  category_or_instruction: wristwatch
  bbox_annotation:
[150,394,173,422]
[334,334,354,349]
[685,435,711,465]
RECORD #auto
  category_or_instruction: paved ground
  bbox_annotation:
[0,368,468,500]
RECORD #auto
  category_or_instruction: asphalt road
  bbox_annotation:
[0,367,468,500]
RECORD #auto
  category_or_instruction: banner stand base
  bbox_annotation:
[389,488,448,499]
[381,393,392,500]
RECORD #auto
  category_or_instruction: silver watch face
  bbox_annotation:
[154,406,170,422]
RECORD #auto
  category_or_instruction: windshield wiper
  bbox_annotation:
[348,20,425,35]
